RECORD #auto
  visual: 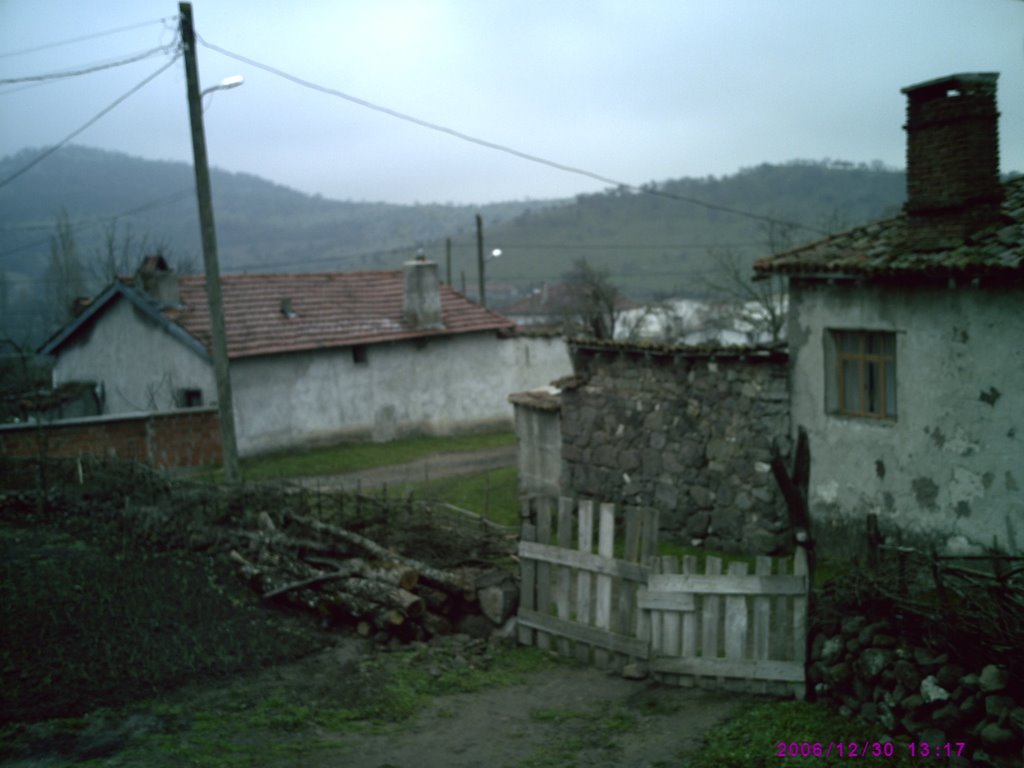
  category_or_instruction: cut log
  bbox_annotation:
[289,514,472,596]
[340,577,424,619]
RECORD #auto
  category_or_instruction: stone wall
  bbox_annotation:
[560,340,791,554]
[810,615,1023,766]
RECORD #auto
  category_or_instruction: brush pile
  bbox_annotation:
[222,505,521,644]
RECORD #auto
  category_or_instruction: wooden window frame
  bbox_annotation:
[831,330,896,420]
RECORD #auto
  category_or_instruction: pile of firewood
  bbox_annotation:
[224,509,519,643]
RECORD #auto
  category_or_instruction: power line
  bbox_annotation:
[0,187,195,261]
[0,53,181,190]
[198,36,827,237]
[0,45,176,85]
[0,18,174,59]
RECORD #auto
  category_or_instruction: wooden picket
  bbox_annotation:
[517,496,657,668]
[639,546,808,698]
[517,496,808,698]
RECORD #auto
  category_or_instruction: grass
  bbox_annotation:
[684,700,922,768]
[2,644,564,767]
[0,521,328,725]
[396,466,520,527]
[237,429,516,482]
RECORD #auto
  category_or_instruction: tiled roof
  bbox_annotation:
[569,337,788,361]
[165,270,515,359]
[754,176,1024,279]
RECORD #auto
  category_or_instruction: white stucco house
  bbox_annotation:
[755,73,1023,555]
[40,256,571,456]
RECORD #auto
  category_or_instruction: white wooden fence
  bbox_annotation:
[517,496,808,698]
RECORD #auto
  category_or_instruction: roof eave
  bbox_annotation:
[39,282,212,363]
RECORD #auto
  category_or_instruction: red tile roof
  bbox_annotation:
[166,270,515,359]
[754,176,1024,279]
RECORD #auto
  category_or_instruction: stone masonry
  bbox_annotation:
[560,340,792,554]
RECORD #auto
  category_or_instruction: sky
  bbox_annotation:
[1,0,1023,205]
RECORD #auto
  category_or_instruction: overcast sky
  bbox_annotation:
[2,0,1022,205]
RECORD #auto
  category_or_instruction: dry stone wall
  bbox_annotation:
[560,342,792,554]
[809,615,1023,766]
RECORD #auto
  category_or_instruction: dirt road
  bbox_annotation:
[328,661,753,768]
[297,445,517,491]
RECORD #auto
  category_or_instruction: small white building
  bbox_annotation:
[756,73,1024,555]
[40,257,571,456]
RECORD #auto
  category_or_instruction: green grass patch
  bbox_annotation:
[0,521,328,724]
[686,700,920,768]
[396,466,520,527]
[22,644,565,767]
[237,430,515,482]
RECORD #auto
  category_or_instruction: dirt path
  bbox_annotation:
[327,662,752,768]
[296,445,517,491]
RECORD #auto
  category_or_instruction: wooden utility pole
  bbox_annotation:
[445,237,452,285]
[475,214,485,307]
[179,2,240,483]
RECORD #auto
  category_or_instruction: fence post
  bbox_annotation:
[518,496,537,647]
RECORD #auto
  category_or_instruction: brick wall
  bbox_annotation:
[0,408,222,469]
[903,73,1002,246]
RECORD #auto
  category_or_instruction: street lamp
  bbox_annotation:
[202,75,244,96]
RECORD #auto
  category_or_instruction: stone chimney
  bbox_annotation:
[403,254,442,329]
[136,254,180,307]
[902,72,1003,249]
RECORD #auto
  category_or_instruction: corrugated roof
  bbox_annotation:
[754,176,1024,279]
[169,270,515,359]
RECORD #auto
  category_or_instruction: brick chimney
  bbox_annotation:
[403,254,442,330]
[902,72,1003,249]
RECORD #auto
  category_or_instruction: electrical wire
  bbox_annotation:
[0,53,181,190]
[198,36,827,236]
[0,45,177,85]
[0,187,195,261]
[0,18,174,59]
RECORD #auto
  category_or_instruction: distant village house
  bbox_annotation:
[39,256,571,457]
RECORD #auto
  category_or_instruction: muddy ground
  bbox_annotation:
[138,638,757,768]
[327,652,755,768]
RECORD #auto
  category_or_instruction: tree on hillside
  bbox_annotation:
[90,219,193,285]
[45,209,87,328]
[558,258,620,340]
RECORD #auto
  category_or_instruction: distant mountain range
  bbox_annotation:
[0,145,907,346]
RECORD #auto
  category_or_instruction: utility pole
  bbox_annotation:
[475,214,485,307]
[445,237,452,285]
[179,2,240,483]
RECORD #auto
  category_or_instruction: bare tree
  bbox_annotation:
[701,247,788,344]
[92,219,185,285]
[699,219,800,345]
[558,259,620,340]
[45,209,87,327]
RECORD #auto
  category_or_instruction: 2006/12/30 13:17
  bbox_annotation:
[774,741,967,759]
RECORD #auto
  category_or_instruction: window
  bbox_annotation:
[828,330,896,419]
[351,345,368,365]
[177,388,203,408]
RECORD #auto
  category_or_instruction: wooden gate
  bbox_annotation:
[517,496,808,698]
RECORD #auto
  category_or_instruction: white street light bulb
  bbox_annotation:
[491,249,502,258]
[202,75,245,97]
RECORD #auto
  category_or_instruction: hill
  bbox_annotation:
[0,146,906,345]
